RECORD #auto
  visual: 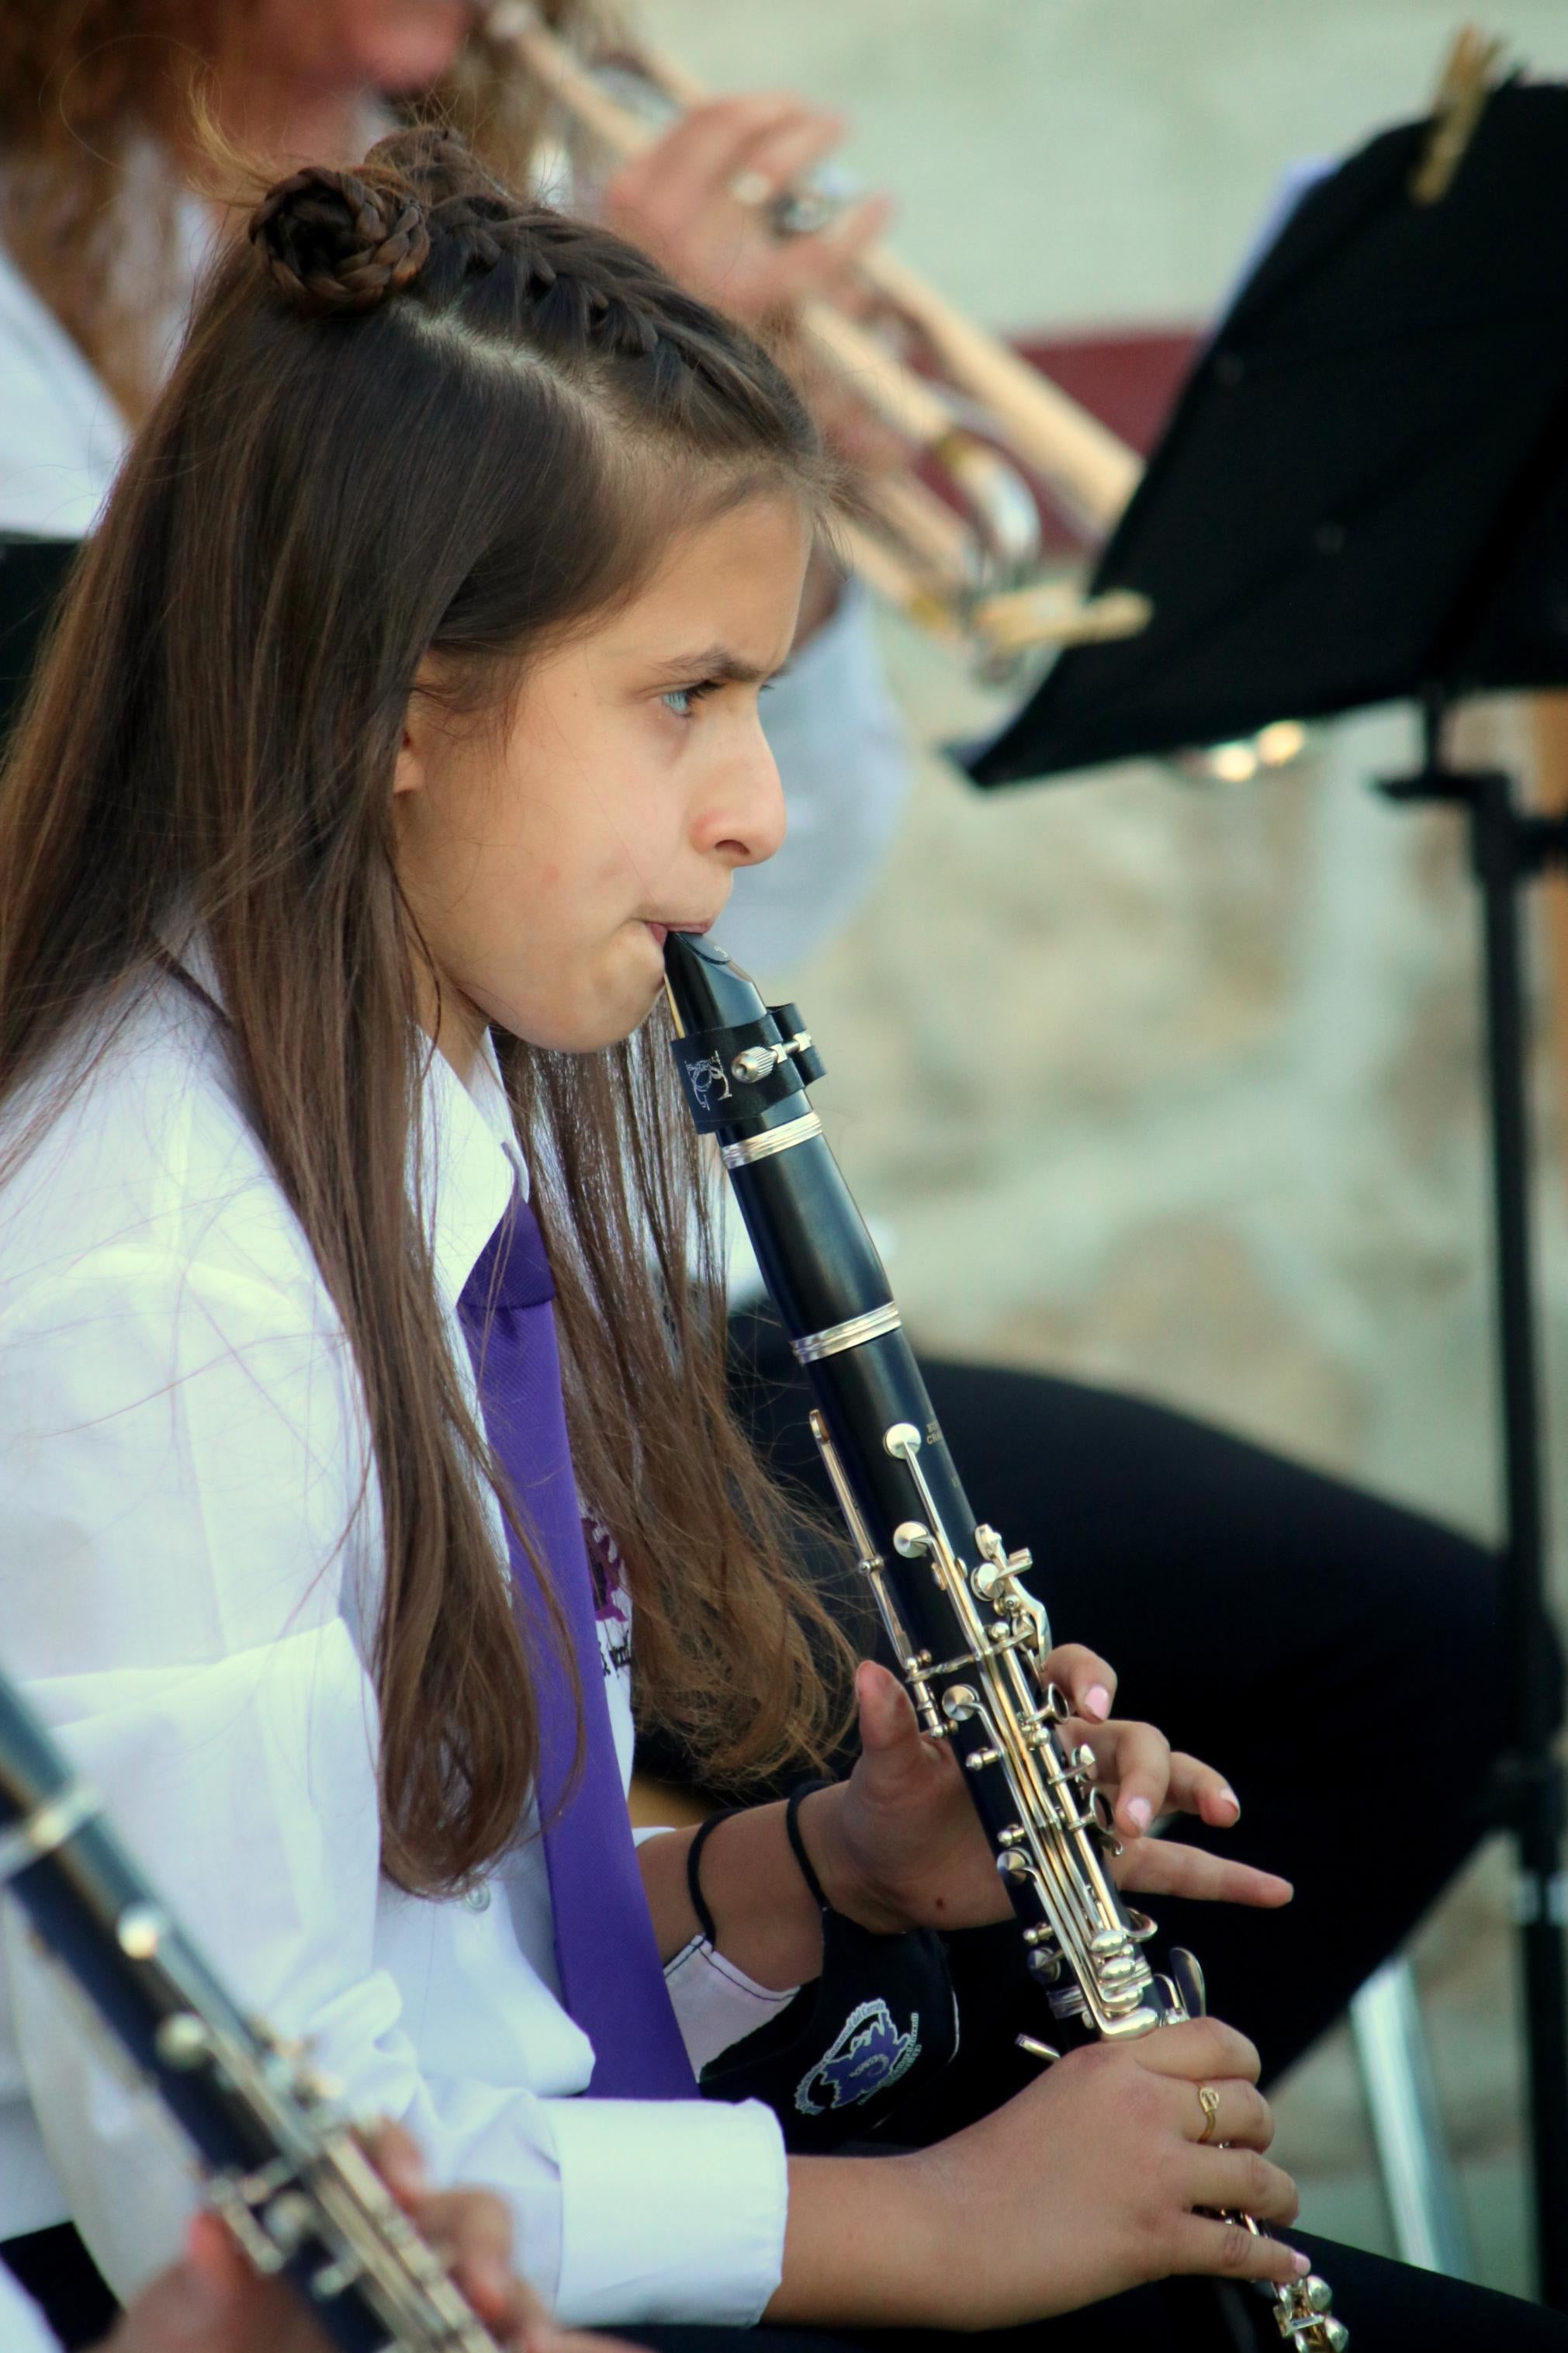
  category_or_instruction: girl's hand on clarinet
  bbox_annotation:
[894,2019,1304,2325]
[810,1659,1016,1931]
[776,2019,1304,2326]
[815,1660,1290,1935]
[1067,1712,1294,1913]
[1025,1644,1284,1888]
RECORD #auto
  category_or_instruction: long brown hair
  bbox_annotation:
[0,128,851,1897]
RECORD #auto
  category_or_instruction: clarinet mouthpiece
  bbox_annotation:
[662,930,766,1037]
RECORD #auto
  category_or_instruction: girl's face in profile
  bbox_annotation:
[393,493,811,1074]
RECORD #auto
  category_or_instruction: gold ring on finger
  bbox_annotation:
[1196,2084,1221,2145]
[729,168,775,209]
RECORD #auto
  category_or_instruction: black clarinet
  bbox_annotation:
[0,1667,498,2351]
[663,930,1346,2353]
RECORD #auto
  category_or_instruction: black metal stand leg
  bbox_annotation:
[1469,774,1568,2308]
[1380,719,1568,2303]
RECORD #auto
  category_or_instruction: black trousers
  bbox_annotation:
[694,1308,1554,2089]
[13,2223,1568,2352]
[635,2233,1568,2351]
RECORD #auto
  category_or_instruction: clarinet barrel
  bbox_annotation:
[663,929,1346,2353]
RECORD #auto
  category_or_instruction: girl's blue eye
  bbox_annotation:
[661,681,712,720]
[660,676,776,720]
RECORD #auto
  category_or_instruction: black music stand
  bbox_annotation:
[963,77,1568,2305]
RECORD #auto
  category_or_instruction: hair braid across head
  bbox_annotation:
[247,129,814,459]
[505,223,662,360]
[251,129,708,383]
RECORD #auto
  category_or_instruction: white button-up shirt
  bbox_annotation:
[0,943,789,2327]
[0,2267,55,2353]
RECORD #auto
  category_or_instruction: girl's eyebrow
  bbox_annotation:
[644,643,791,687]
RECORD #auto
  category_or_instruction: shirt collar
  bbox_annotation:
[154,911,524,1319]
[414,1027,528,1319]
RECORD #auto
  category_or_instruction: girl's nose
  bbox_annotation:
[703,738,787,871]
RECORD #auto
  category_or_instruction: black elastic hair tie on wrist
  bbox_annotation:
[784,1777,837,1909]
[685,1805,746,1945]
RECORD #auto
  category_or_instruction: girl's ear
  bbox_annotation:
[393,712,424,802]
[394,660,445,802]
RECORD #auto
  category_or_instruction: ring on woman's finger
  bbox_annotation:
[770,186,844,237]
[729,168,777,209]
[1196,2084,1222,2145]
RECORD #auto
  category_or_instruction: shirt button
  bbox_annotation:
[463,1883,493,1915]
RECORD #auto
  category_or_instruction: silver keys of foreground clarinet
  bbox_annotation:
[0,1666,499,2353]
[663,930,1347,2353]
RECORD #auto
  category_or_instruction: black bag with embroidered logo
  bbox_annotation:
[691,1788,960,2154]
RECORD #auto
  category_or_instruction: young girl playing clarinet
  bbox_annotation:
[0,0,1537,2120]
[0,129,1560,2353]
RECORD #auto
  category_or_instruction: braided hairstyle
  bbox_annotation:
[0,130,848,1899]
[249,162,433,313]
[244,127,817,463]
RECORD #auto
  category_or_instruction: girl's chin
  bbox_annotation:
[538,970,666,1055]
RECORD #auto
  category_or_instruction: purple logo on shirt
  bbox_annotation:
[794,1998,922,2116]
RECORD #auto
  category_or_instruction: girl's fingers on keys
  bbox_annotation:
[1135,2015,1262,2085]
[1173,2214,1310,2288]
[1187,2146,1300,2230]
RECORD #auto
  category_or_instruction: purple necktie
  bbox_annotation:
[457,1188,696,2098]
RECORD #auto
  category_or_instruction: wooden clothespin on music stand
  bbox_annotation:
[1411,24,1507,204]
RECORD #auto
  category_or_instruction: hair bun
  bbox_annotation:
[248,165,431,314]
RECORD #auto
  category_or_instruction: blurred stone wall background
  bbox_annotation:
[642,0,1568,2295]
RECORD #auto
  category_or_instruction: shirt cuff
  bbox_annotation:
[547,2091,788,2327]
[666,1934,800,2072]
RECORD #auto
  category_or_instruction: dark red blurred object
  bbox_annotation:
[1012,329,1199,550]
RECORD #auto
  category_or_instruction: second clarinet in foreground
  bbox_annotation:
[0,1665,498,2353]
[663,930,1345,2353]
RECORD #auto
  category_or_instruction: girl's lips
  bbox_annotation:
[645,920,715,947]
